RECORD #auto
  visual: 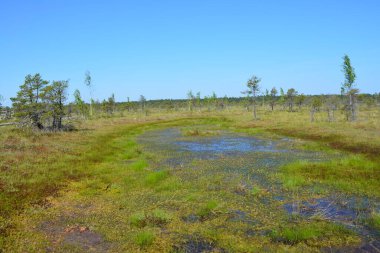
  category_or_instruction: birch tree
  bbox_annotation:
[73,89,87,118]
[187,90,195,112]
[341,55,358,121]
[84,71,94,117]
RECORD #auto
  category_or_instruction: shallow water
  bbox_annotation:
[138,128,328,167]
[138,127,380,252]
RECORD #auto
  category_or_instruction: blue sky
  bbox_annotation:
[1,0,379,105]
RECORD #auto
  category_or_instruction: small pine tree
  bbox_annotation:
[41,80,69,129]
[244,75,261,120]
[11,74,48,129]
[269,87,277,111]
[286,88,298,112]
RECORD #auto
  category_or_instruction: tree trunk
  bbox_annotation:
[349,93,356,121]
[310,108,315,122]
[252,89,257,120]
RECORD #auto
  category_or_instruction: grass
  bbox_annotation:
[197,200,219,219]
[149,209,172,226]
[130,209,172,228]
[181,128,220,137]
[135,231,155,248]
[130,159,148,171]
[283,175,307,191]
[129,212,146,227]
[1,107,379,252]
[270,221,354,245]
[145,170,169,186]
[250,185,263,196]
[366,212,380,232]
[281,155,380,197]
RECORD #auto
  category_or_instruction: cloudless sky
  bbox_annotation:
[1,0,379,105]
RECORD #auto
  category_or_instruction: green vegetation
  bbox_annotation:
[129,209,172,228]
[197,200,219,219]
[281,155,380,197]
[250,185,263,196]
[135,231,155,248]
[366,212,380,232]
[270,222,354,245]
[244,75,261,120]
[145,171,169,186]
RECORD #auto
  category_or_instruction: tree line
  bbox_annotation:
[2,54,379,129]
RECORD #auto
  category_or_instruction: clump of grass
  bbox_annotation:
[270,222,352,245]
[250,185,263,196]
[197,200,218,219]
[182,128,220,137]
[271,226,321,244]
[130,159,148,171]
[145,171,169,186]
[148,209,172,226]
[129,212,146,228]
[283,175,307,191]
[366,212,380,232]
[135,231,154,248]
[130,209,172,228]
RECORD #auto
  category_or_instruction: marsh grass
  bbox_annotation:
[197,201,219,219]
[181,128,221,137]
[130,212,146,227]
[366,212,380,232]
[270,221,353,245]
[145,171,169,186]
[130,209,172,228]
[281,155,380,197]
[135,231,155,248]
[130,159,148,171]
[250,185,263,196]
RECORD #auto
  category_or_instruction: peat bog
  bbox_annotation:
[2,119,379,252]
[137,126,380,252]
